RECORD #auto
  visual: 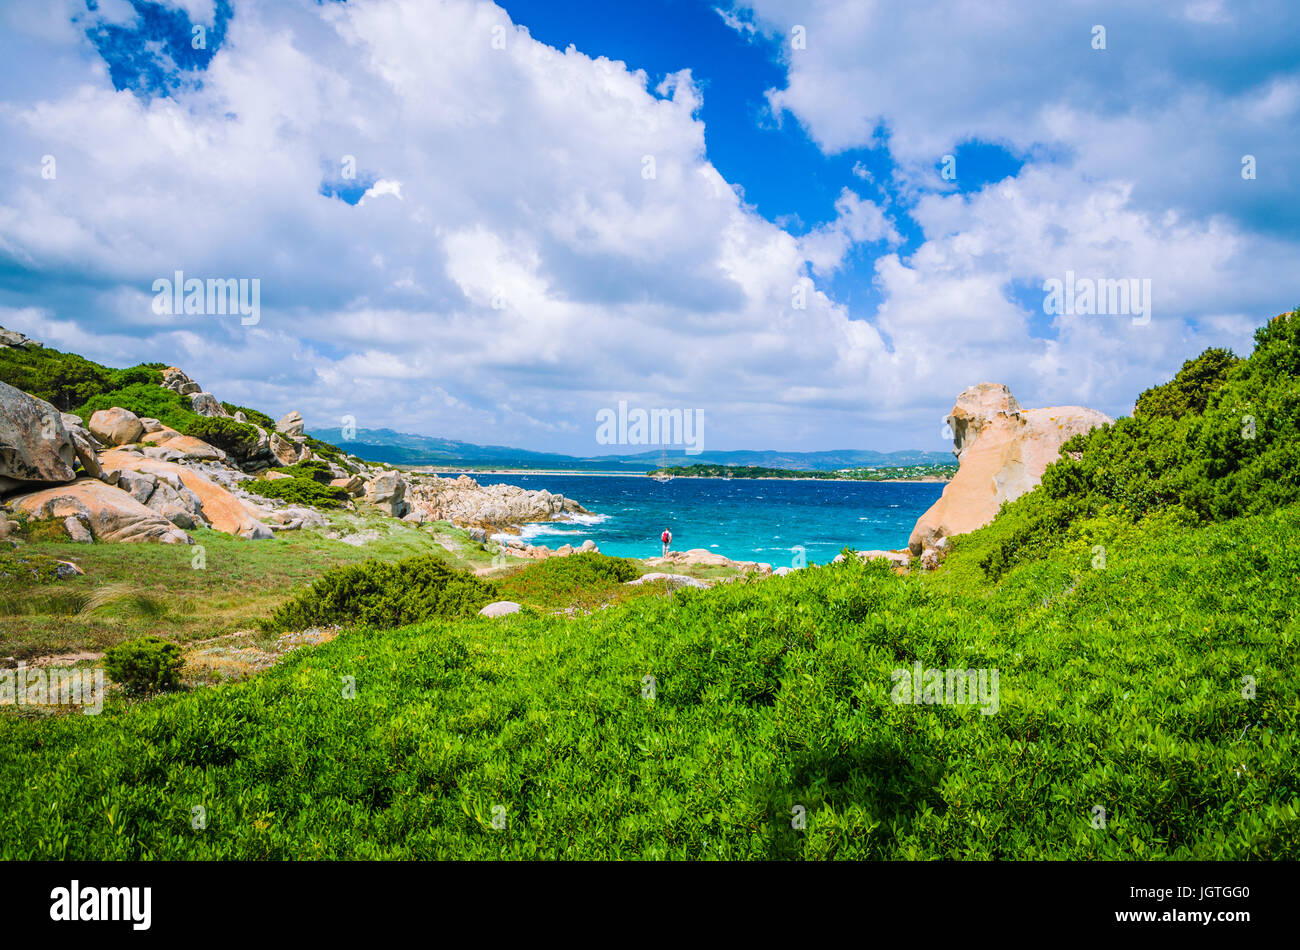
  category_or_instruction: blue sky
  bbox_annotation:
[0,0,1297,455]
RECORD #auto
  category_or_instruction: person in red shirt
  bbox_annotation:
[661,527,672,556]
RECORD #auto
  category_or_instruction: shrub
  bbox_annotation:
[1134,347,1240,419]
[262,555,496,631]
[493,552,643,609]
[221,402,275,429]
[0,345,161,411]
[245,476,349,508]
[270,460,335,484]
[182,416,262,458]
[102,636,185,695]
[303,435,347,465]
[73,382,193,431]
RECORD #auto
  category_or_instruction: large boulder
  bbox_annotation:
[100,452,272,539]
[269,432,302,466]
[0,380,77,493]
[188,392,228,418]
[275,411,305,439]
[88,407,145,446]
[908,383,1112,556]
[330,474,366,496]
[60,413,104,480]
[151,434,226,462]
[364,471,408,517]
[0,326,41,349]
[161,367,201,396]
[11,478,191,544]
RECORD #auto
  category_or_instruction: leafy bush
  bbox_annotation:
[183,416,262,458]
[270,460,335,484]
[102,635,185,695]
[1135,347,1239,419]
[303,435,348,466]
[73,382,192,431]
[0,345,161,411]
[493,552,643,609]
[262,555,495,632]
[245,476,349,509]
[221,402,275,429]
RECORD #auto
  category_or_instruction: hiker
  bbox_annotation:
[661,527,672,557]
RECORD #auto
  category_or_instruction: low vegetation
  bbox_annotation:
[245,476,349,509]
[261,555,496,632]
[102,636,185,695]
[0,503,1294,858]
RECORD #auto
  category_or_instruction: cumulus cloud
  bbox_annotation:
[0,0,1295,456]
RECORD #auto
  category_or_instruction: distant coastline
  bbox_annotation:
[408,467,951,483]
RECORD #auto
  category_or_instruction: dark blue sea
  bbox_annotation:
[455,474,944,567]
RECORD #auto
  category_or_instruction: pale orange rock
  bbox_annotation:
[908,384,1111,555]
[10,477,190,544]
[100,452,270,538]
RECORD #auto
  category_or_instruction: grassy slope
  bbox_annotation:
[0,517,495,660]
[1,505,1295,859]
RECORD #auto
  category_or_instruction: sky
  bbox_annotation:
[0,0,1297,455]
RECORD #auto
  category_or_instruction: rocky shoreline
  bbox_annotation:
[0,332,593,550]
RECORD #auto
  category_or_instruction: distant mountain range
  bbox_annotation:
[310,427,955,472]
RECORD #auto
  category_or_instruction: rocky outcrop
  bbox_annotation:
[909,383,1111,559]
[643,548,772,574]
[112,467,206,529]
[11,478,191,544]
[100,452,272,539]
[364,470,408,517]
[478,601,522,618]
[0,327,42,349]
[275,411,304,438]
[60,413,104,480]
[161,367,201,395]
[88,407,144,446]
[0,381,77,494]
[405,474,588,527]
[188,392,227,418]
[330,474,365,496]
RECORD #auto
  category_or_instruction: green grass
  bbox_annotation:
[0,518,494,660]
[1,505,1295,859]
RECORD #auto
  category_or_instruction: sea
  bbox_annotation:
[450,473,945,567]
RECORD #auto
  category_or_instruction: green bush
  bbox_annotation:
[1,505,1296,858]
[0,345,161,412]
[494,552,643,609]
[270,460,335,484]
[183,416,262,458]
[245,476,349,509]
[262,555,496,632]
[73,382,193,431]
[1135,347,1239,419]
[102,636,185,695]
[221,402,275,429]
[303,436,347,466]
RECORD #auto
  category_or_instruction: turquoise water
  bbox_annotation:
[464,474,945,566]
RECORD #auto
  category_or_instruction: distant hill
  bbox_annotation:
[309,427,954,471]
